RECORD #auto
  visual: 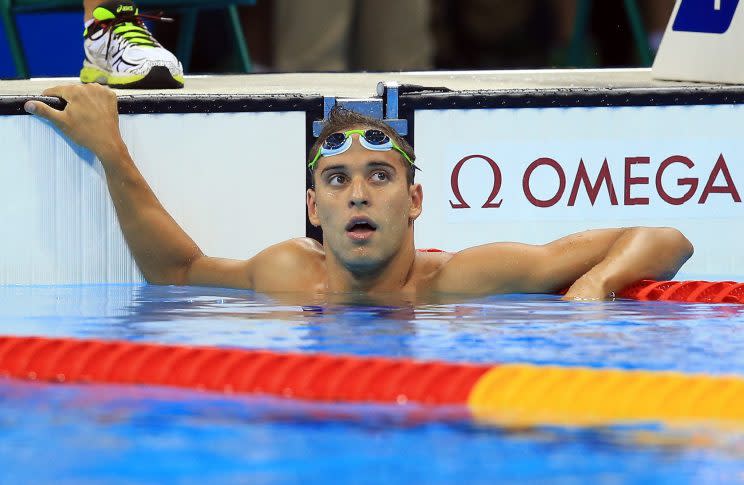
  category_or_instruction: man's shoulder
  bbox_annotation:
[290,237,325,254]
[250,238,325,292]
[254,237,324,266]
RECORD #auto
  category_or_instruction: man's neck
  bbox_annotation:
[324,239,417,293]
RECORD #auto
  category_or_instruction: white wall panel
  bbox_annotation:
[0,111,306,284]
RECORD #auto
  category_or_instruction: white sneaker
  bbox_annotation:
[80,0,184,89]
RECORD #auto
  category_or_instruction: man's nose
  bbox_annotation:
[348,178,369,208]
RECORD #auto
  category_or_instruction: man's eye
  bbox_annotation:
[328,174,347,185]
[371,171,389,182]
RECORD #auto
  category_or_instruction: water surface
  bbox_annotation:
[2,284,744,484]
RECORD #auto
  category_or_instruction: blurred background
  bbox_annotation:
[0,0,675,79]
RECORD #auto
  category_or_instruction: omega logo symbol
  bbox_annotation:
[449,154,503,209]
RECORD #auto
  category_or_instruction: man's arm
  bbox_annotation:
[558,227,693,300]
[26,84,253,287]
[433,227,694,299]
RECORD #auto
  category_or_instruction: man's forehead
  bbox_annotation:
[339,124,380,134]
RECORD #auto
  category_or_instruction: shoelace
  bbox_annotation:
[92,10,174,60]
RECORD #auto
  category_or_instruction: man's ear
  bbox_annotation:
[307,188,321,227]
[409,183,423,222]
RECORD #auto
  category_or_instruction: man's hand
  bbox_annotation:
[24,84,126,163]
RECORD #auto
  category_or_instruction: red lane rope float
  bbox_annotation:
[618,280,744,303]
[0,336,491,405]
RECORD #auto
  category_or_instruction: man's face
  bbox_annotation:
[307,130,423,273]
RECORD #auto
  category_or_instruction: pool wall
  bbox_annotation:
[1,70,743,284]
[0,105,309,284]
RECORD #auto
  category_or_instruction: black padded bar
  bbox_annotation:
[399,86,744,111]
[0,94,324,115]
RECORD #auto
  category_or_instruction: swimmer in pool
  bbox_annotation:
[24,84,694,300]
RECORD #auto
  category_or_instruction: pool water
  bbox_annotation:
[2,284,744,484]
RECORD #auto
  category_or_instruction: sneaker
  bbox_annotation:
[80,0,184,89]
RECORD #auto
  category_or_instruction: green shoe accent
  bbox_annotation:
[93,6,116,21]
[92,2,139,23]
[106,73,147,86]
[80,66,109,84]
[108,66,183,89]
[81,65,183,89]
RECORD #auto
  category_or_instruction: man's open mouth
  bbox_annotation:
[345,217,377,239]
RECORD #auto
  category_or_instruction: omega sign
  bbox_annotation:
[449,153,741,209]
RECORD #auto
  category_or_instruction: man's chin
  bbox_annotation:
[343,250,385,275]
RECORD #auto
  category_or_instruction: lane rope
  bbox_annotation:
[2,335,744,429]
[619,279,744,303]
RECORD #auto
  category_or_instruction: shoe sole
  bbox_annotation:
[80,65,184,89]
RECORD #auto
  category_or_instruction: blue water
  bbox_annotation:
[2,284,744,484]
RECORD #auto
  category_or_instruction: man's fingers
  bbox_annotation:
[41,85,75,98]
[24,100,65,124]
[26,84,79,123]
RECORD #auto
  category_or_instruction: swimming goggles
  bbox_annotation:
[309,129,415,169]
